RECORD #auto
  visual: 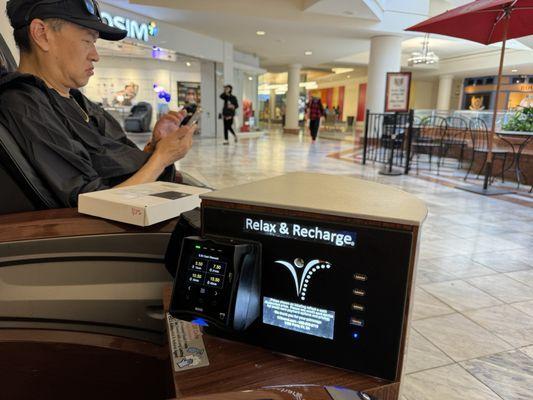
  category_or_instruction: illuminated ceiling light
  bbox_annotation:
[304,50,313,56]
[332,67,353,74]
[248,76,253,81]
[186,62,192,67]
[511,69,518,72]
[347,75,351,78]
[408,33,439,66]
[256,30,266,36]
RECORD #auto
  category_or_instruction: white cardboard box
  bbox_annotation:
[78,182,211,226]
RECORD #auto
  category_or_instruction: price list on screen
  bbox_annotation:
[186,256,226,289]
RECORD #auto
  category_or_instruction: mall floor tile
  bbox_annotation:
[504,270,533,288]
[420,280,503,312]
[418,255,497,280]
[512,300,533,317]
[404,329,454,374]
[411,287,454,321]
[128,131,533,400]
[401,364,501,400]
[464,305,533,348]
[461,350,533,400]
[412,313,513,362]
[466,274,533,303]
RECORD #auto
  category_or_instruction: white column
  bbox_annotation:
[233,69,244,130]
[366,36,403,113]
[269,88,277,122]
[220,43,234,139]
[200,61,216,137]
[436,75,454,111]
[222,42,234,86]
[284,64,301,132]
[252,75,259,129]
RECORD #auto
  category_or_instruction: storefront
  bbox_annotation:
[462,75,533,111]
[79,4,262,137]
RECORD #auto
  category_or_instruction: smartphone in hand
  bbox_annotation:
[180,107,202,127]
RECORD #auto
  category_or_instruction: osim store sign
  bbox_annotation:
[101,12,158,42]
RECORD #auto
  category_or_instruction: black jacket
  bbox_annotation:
[220,92,238,117]
[0,72,170,207]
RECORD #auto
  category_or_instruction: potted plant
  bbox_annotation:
[502,106,533,132]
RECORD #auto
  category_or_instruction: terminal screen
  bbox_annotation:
[185,250,228,290]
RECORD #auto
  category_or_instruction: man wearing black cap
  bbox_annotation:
[0,0,195,207]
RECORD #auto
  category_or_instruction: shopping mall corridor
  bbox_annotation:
[131,130,533,400]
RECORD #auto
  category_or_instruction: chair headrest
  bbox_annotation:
[0,34,16,73]
[0,122,61,210]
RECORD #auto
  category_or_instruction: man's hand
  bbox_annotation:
[151,110,188,144]
[116,118,196,189]
[152,124,196,168]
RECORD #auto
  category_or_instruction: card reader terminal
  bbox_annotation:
[170,236,261,331]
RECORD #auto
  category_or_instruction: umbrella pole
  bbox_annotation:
[484,15,510,190]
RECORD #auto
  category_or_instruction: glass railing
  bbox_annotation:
[413,109,513,130]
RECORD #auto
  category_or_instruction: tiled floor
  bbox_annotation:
[131,130,533,400]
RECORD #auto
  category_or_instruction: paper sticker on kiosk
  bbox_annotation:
[244,218,356,247]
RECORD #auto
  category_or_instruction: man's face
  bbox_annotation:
[47,22,100,89]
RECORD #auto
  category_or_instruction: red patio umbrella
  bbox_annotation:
[406,0,533,194]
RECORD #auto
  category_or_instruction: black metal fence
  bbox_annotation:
[362,110,414,175]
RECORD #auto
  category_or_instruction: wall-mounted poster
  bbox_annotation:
[385,72,411,112]
[177,82,201,108]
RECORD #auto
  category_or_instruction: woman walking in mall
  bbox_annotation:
[220,85,239,145]
[306,96,324,142]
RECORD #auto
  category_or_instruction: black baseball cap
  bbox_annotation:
[7,0,127,41]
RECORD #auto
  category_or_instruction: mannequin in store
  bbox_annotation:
[0,0,196,207]
[220,84,239,145]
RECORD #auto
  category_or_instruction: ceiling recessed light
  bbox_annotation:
[186,62,192,67]
[248,76,253,81]
[304,50,313,56]
[256,30,266,36]
[511,69,518,72]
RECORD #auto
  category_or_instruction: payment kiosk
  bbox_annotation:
[169,172,427,399]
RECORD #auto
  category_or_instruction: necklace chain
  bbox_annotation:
[70,96,90,123]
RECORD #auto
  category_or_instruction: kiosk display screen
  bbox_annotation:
[263,296,335,339]
[202,207,413,381]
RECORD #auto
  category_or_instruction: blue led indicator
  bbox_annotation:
[352,332,359,339]
[191,318,209,327]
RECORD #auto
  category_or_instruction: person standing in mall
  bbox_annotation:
[306,96,324,142]
[220,84,239,145]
